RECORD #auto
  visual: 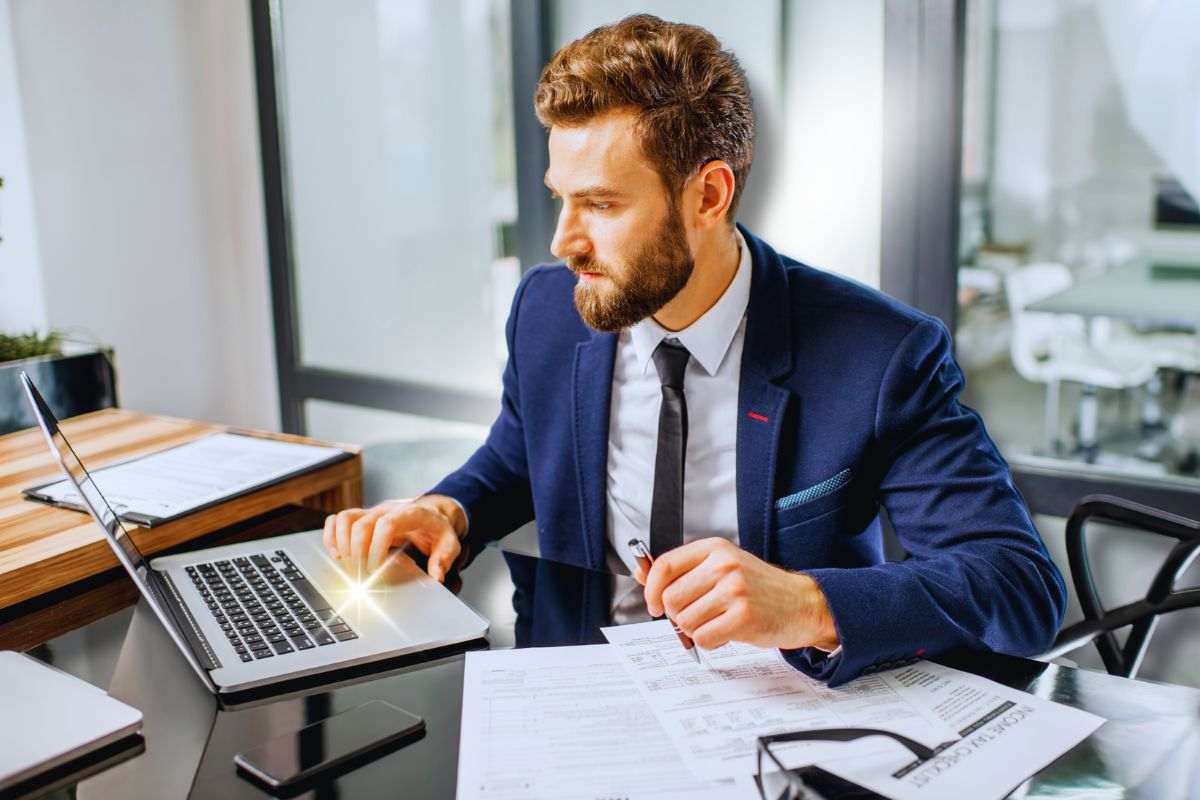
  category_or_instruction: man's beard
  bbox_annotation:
[569,207,694,333]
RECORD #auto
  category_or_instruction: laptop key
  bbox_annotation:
[270,639,294,655]
[290,579,333,612]
[334,630,358,642]
[253,649,274,660]
[315,608,336,621]
[291,636,315,650]
[313,630,336,646]
[328,623,351,634]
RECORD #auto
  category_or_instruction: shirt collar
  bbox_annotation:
[629,228,752,377]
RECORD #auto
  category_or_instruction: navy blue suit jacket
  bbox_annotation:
[431,226,1067,685]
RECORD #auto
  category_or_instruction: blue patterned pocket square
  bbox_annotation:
[775,469,852,511]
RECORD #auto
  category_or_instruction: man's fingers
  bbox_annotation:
[348,508,388,572]
[365,514,404,574]
[427,531,461,583]
[690,609,738,650]
[672,582,728,637]
[323,515,336,557]
[334,509,365,561]
[661,559,723,619]
[644,538,726,617]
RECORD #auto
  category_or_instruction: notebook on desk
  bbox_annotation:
[0,651,143,792]
[23,431,351,526]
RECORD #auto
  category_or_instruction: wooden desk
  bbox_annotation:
[0,409,361,648]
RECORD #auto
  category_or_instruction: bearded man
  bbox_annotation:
[324,14,1066,685]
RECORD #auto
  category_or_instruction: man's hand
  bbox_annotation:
[640,537,839,652]
[322,494,466,582]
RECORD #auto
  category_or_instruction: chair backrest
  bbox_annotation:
[1044,495,1200,680]
[1004,262,1079,381]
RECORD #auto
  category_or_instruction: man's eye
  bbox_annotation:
[591,201,612,210]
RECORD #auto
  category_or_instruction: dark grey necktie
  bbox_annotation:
[649,339,691,557]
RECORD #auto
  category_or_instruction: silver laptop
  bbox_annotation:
[21,373,489,695]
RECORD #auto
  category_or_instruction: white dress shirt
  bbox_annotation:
[606,230,751,620]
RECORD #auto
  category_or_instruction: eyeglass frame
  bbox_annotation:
[754,727,954,800]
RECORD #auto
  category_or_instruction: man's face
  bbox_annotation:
[545,110,693,332]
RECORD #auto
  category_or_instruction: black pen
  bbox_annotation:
[628,538,701,664]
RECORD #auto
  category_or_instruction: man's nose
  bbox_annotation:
[550,208,590,261]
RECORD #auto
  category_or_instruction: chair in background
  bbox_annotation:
[1042,495,1200,680]
[1005,263,1156,458]
[1107,323,1200,460]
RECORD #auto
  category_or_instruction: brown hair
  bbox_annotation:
[534,14,755,220]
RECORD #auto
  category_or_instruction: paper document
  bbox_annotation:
[457,645,754,800]
[602,621,1104,799]
[27,432,346,524]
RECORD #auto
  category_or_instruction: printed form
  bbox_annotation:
[602,620,1104,799]
[457,645,755,800]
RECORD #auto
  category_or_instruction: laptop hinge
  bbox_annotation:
[148,570,222,671]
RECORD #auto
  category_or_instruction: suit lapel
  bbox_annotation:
[573,332,618,570]
[736,226,795,561]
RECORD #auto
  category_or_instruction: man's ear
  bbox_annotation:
[688,160,736,230]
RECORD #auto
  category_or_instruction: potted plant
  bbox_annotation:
[0,330,117,435]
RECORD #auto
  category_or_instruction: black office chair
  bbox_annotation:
[1043,494,1200,679]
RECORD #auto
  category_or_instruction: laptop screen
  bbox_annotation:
[20,374,146,574]
[21,372,219,693]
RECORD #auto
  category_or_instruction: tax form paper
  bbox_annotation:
[602,621,1104,800]
[457,645,757,800]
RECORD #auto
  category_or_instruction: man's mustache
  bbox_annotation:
[567,257,610,277]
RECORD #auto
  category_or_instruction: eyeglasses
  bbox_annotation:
[755,727,954,800]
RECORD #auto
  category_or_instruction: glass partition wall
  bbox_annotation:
[953,0,1200,510]
[252,0,517,442]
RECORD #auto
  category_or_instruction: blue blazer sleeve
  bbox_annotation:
[426,271,538,561]
[784,318,1068,685]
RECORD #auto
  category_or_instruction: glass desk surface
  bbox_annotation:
[28,544,1200,800]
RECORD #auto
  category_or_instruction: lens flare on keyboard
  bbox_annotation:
[310,549,410,638]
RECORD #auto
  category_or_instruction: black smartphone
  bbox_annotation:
[233,701,425,794]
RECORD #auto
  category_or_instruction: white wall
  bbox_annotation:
[763,0,883,288]
[8,0,279,430]
[0,0,46,332]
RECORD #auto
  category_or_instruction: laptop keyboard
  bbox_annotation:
[185,549,358,663]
